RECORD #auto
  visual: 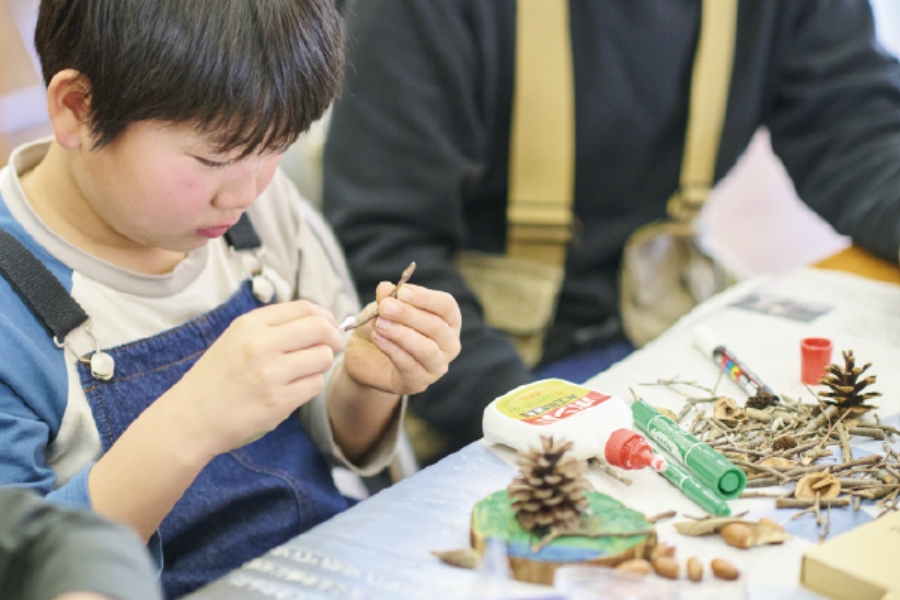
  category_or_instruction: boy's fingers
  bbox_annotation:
[276,316,345,353]
[372,332,426,384]
[378,285,461,330]
[253,299,338,327]
[375,307,458,356]
[374,321,451,375]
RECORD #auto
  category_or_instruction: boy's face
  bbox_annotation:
[73,121,283,254]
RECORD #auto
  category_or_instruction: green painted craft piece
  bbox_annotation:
[471,490,653,562]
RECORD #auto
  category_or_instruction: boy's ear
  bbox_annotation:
[45,69,93,150]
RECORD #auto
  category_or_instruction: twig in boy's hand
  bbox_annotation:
[342,262,416,331]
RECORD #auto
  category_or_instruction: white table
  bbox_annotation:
[188,269,900,599]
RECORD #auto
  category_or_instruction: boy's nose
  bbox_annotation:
[212,175,258,211]
[211,155,282,210]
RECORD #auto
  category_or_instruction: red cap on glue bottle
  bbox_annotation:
[604,429,667,471]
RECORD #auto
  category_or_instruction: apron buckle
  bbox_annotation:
[54,321,116,381]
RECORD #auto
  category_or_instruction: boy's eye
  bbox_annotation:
[194,156,231,168]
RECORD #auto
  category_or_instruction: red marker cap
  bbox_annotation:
[605,429,667,471]
[801,337,834,385]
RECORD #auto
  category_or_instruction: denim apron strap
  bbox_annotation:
[0,217,348,599]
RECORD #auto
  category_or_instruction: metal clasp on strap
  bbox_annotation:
[231,245,276,304]
[53,321,116,381]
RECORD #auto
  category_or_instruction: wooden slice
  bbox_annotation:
[471,489,656,585]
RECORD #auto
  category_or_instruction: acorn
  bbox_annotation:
[686,557,703,582]
[711,558,740,580]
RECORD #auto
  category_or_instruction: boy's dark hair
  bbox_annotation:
[35,0,344,155]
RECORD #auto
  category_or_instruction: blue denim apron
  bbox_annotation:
[0,216,348,599]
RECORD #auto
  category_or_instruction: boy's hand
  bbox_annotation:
[168,300,344,456]
[343,283,461,396]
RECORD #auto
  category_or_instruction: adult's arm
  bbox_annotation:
[323,0,530,452]
[0,488,161,600]
[766,0,900,260]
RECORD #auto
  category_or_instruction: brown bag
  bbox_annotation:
[620,219,737,348]
[456,251,564,366]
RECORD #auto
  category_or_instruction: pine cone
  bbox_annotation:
[772,436,797,452]
[820,350,881,407]
[746,390,778,410]
[507,436,591,533]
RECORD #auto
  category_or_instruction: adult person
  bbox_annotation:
[323,0,900,461]
[0,488,161,600]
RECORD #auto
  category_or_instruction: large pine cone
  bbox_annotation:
[507,436,591,532]
[820,350,881,407]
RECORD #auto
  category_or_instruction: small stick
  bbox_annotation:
[734,460,788,482]
[343,262,416,331]
[847,427,885,440]
[646,510,677,524]
[739,491,786,499]
[589,457,633,486]
[744,476,780,488]
[771,439,821,458]
[783,454,880,478]
[835,422,852,463]
[803,403,840,435]
[853,495,861,511]
[720,447,770,458]
[836,478,893,488]
[813,406,851,452]
[820,503,831,542]
[849,485,900,500]
[775,498,850,509]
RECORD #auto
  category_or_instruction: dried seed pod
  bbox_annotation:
[720,522,753,549]
[714,397,746,425]
[772,436,798,452]
[686,557,703,582]
[746,390,778,410]
[795,472,841,500]
[711,558,740,581]
[652,557,680,579]
[615,558,652,577]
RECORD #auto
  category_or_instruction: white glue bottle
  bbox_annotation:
[483,379,667,471]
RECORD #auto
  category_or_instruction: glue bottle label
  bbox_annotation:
[495,380,611,426]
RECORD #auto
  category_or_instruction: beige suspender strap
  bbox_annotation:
[667,0,738,223]
[506,0,575,267]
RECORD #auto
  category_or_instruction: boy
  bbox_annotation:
[0,0,461,598]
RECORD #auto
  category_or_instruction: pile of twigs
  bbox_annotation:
[644,375,900,541]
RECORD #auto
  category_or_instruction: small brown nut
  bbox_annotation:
[711,558,740,581]
[720,522,753,549]
[615,558,652,577]
[654,543,676,559]
[652,557,680,579]
[686,557,703,582]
